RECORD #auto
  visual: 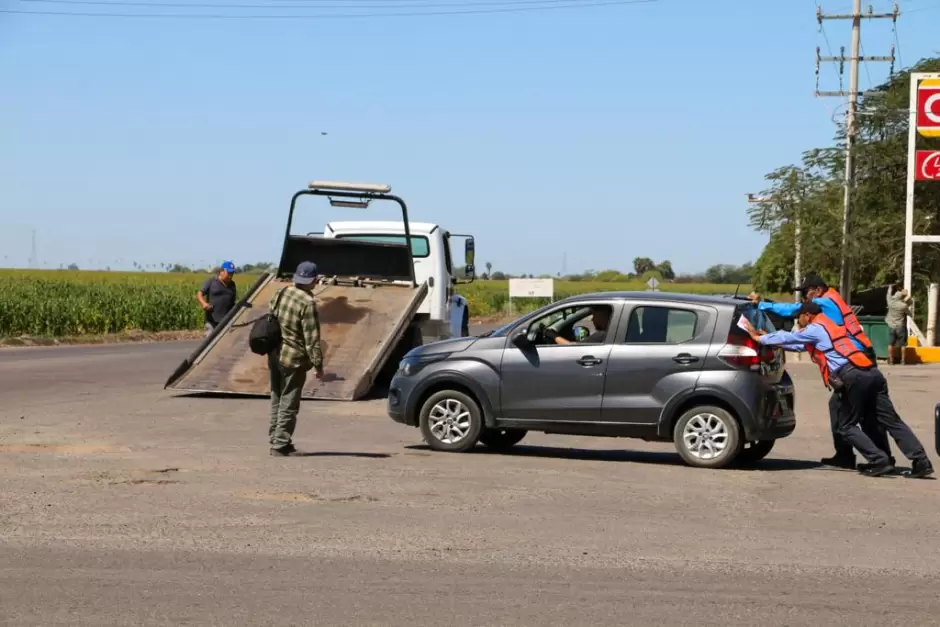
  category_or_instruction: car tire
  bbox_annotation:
[479,428,527,450]
[738,439,776,464]
[419,389,483,453]
[673,405,743,469]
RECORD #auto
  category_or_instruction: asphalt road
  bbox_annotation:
[3,340,940,626]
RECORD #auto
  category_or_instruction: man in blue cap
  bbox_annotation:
[267,260,324,456]
[196,261,237,336]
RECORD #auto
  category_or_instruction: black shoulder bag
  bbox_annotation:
[248,287,287,356]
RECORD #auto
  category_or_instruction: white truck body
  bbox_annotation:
[322,220,468,341]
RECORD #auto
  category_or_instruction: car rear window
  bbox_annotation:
[733,305,777,336]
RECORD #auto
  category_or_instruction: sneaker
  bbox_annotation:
[859,462,895,477]
[821,454,856,470]
[902,459,935,479]
[859,456,897,471]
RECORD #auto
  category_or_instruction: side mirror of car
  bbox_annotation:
[572,325,589,341]
[511,329,532,349]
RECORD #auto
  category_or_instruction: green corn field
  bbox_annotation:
[0,269,766,338]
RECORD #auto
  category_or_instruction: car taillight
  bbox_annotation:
[718,334,762,370]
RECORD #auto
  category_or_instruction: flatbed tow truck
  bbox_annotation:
[164,180,476,401]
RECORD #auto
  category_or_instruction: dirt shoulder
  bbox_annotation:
[0,330,204,348]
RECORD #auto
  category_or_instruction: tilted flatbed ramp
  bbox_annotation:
[164,274,428,401]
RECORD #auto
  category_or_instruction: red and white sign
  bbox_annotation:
[916,78,940,138]
[915,150,940,181]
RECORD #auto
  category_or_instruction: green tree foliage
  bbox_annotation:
[749,57,940,297]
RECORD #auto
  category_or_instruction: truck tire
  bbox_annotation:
[737,440,776,464]
[419,389,483,453]
[672,405,743,469]
[376,325,423,389]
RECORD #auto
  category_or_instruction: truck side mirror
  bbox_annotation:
[464,237,475,273]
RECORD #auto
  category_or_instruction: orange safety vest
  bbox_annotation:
[805,313,874,389]
[820,287,873,349]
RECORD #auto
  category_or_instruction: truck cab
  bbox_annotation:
[320,220,474,342]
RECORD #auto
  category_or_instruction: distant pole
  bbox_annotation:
[29,229,37,269]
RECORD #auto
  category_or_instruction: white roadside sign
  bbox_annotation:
[646,277,660,291]
[509,278,554,299]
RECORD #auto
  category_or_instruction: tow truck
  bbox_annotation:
[164,180,476,401]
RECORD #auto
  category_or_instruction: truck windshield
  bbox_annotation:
[335,234,430,258]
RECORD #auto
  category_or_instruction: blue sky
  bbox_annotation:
[2,0,938,275]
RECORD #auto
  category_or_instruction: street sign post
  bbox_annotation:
[646,277,660,291]
[508,278,554,315]
[903,73,940,346]
[508,278,554,299]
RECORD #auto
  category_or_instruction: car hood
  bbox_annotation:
[406,336,477,357]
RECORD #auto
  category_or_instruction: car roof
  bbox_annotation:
[557,291,746,308]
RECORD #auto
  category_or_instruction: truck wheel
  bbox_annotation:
[419,389,483,453]
[479,428,527,450]
[738,440,776,464]
[376,325,423,389]
[673,406,742,469]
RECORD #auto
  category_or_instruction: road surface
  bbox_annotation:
[2,340,940,626]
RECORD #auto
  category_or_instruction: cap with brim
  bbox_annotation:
[221,261,236,273]
[796,273,827,292]
[292,261,319,285]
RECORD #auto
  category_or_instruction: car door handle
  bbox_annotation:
[576,356,603,367]
[672,353,699,364]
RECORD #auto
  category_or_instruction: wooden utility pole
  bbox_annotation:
[815,2,898,303]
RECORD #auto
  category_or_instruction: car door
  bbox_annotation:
[498,300,623,423]
[600,300,716,426]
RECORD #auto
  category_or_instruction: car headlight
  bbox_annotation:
[397,353,450,376]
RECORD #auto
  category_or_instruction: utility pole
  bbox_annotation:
[29,229,37,269]
[747,193,801,303]
[815,2,898,304]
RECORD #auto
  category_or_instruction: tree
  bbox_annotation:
[656,260,675,281]
[633,257,656,275]
[67,263,79,271]
[748,57,940,303]
[485,261,493,277]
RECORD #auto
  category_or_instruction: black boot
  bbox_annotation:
[821,453,856,470]
[858,455,896,471]
[903,459,935,479]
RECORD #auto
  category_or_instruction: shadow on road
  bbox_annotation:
[284,452,392,459]
[404,444,821,471]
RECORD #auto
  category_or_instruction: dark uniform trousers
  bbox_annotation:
[834,364,930,465]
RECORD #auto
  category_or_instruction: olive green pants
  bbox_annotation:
[268,353,307,450]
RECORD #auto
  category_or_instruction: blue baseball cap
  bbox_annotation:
[221,261,236,273]
[293,261,319,285]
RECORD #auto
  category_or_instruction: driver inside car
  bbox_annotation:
[544,306,611,345]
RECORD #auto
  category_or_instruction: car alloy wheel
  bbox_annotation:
[428,398,473,444]
[673,405,742,469]
[418,389,484,452]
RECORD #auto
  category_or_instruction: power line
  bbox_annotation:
[22,0,640,8]
[0,0,657,18]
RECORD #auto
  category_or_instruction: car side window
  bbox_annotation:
[623,306,698,344]
[523,304,613,345]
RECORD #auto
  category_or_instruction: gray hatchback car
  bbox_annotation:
[387,291,796,469]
